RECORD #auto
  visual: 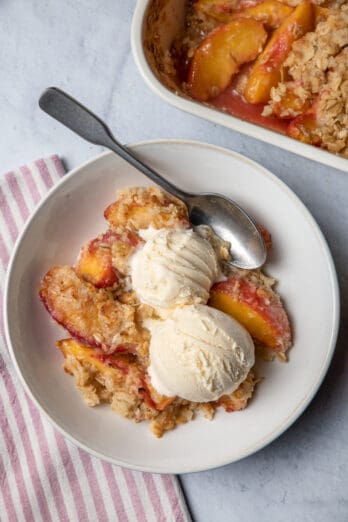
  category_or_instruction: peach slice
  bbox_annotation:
[76,232,118,289]
[209,275,291,352]
[234,1,293,29]
[76,230,140,288]
[58,338,119,376]
[195,0,293,28]
[197,0,293,28]
[142,377,176,411]
[195,0,261,22]
[58,338,175,412]
[217,370,256,411]
[58,337,142,376]
[105,187,189,231]
[244,1,314,104]
[287,113,320,144]
[39,266,145,354]
[287,99,321,145]
[195,0,238,23]
[271,82,312,119]
[188,18,267,101]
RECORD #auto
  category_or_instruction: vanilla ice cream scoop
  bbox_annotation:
[148,305,255,402]
[131,229,219,308]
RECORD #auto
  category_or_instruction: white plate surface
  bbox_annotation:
[4,141,339,474]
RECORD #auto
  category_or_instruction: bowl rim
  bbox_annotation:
[3,139,340,474]
[130,0,348,173]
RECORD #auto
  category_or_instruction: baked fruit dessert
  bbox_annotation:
[39,186,291,437]
[148,0,348,158]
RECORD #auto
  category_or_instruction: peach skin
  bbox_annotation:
[188,18,267,101]
[39,266,145,354]
[235,1,293,28]
[287,95,322,145]
[209,275,291,352]
[244,1,314,104]
[76,230,140,288]
[104,188,189,231]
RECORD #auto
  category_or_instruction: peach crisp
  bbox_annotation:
[39,186,292,437]
[162,0,348,157]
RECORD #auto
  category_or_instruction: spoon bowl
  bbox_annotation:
[187,193,266,269]
[39,87,266,269]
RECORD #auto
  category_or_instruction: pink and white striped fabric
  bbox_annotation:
[0,155,191,522]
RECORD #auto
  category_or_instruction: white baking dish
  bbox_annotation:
[131,0,348,172]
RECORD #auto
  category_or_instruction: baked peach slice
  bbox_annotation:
[195,0,270,22]
[244,1,314,104]
[287,97,322,145]
[76,232,118,289]
[58,338,120,376]
[217,370,256,411]
[195,0,238,22]
[234,1,293,28]
[76,230,140,288]
[188,18,267,101]
[271,82,312,119]
[287,114,320,144]
[196,0,292,28]
[58,338,143,376]
[105,186,189,231]
[39,266,146,354]
[209,275,291,352]
[58,338,175,411]
[141,377,176,411]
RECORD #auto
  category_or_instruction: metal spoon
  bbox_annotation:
[39,87,266,269]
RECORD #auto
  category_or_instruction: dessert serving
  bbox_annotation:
[39,186,291,437]
[143,0,348,158]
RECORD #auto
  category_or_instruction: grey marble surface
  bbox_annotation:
[1,1,348,520]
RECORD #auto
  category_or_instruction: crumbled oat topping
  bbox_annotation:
[105,186,189,231]
[266,5,348,155]
[64,352,257,437]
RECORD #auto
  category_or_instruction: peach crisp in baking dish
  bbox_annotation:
[152,0,348,157]
[39,187,291,437]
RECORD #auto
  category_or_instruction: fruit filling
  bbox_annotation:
[149,0,348,157]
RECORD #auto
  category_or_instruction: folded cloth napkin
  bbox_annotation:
[0,156,191,522]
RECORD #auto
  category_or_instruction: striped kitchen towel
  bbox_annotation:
[0,156,191,522]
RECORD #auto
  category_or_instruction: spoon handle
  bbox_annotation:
[39,87,190,201]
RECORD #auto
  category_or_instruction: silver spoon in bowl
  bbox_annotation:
[39,87,266,270]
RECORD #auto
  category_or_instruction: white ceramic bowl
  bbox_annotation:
[4,140,339,473]
[131,1,348,173]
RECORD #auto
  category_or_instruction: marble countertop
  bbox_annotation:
[2,1,347,520]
